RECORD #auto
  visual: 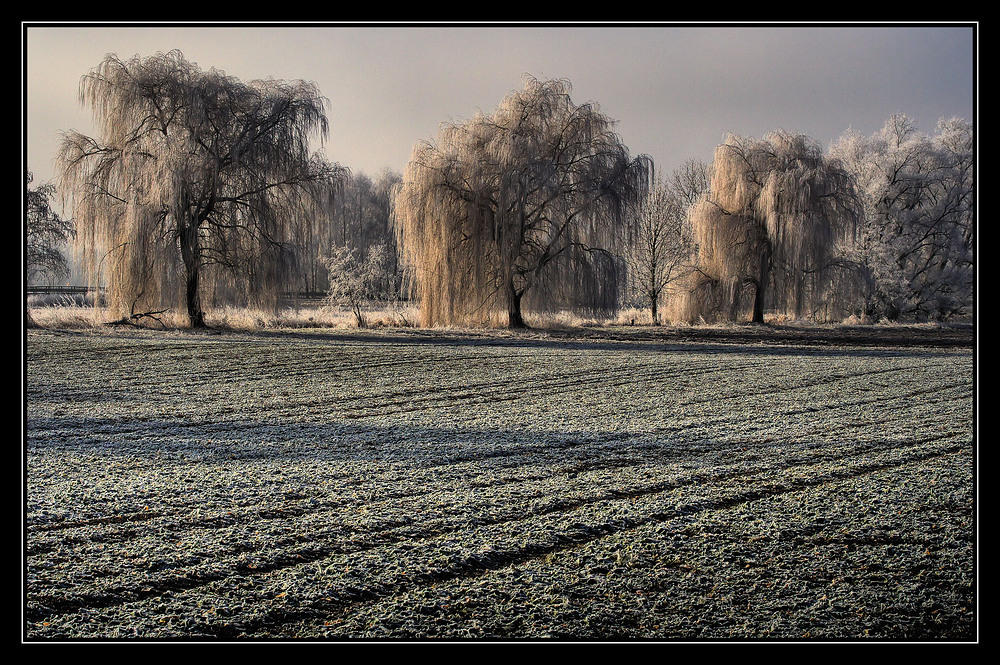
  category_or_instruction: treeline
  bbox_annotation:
[646,115,974,325]
[348,95,974,327]
[30,53,973,328]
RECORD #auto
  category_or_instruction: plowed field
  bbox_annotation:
[24,324,976,641]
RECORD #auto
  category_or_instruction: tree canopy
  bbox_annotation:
[57,50,345,327]
[682,130,861,323]
[394,76,651,328]
[829,115,974,321]
[26,170,75,285]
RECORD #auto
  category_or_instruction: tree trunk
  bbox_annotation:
[179,220,206,328]
[728,276,743,321]
[751,280,766,324]
[650,294,659,325]
[750,241,772,324]
[506,281,527,329]
[184,261,206,328]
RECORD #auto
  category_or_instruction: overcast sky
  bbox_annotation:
[24,23,975,190]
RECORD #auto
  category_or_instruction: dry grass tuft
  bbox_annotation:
[25,302,421,332]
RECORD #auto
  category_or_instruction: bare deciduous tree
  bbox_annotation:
[683,131,860,323]
[394,76,651,328]
[57,50,345,327]
[624,160,707,324]
[323,243,390,328]
[829,115,974,321]
[667,157,712,210]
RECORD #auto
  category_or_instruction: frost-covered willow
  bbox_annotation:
[394,76,651,327]
[682,131,860,323]
[829,115,974,321]
[57,50,345,327]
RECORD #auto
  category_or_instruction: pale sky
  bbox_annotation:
[24,23,976,191]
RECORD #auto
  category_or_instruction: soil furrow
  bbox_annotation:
[25,433,961,625]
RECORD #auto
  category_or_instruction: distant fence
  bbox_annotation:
[27,286,328,297]
[26,285,101,295]
[25,287,414,311]
[26,285,331,305]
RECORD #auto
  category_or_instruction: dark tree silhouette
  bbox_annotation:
[26,170,76,328]
[26,170,74,285]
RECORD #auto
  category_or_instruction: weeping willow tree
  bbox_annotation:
[394,76,651,328]
[57,50,345,327]
[683,130,861,323]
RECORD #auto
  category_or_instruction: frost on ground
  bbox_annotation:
[24,324,975,641]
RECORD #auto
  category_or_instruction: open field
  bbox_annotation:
[24,323,976,641]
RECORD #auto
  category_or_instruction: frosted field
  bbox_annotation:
[24,324,975,641]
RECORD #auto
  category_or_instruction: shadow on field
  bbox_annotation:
[236,322,974,359]
[26,413,655,467]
